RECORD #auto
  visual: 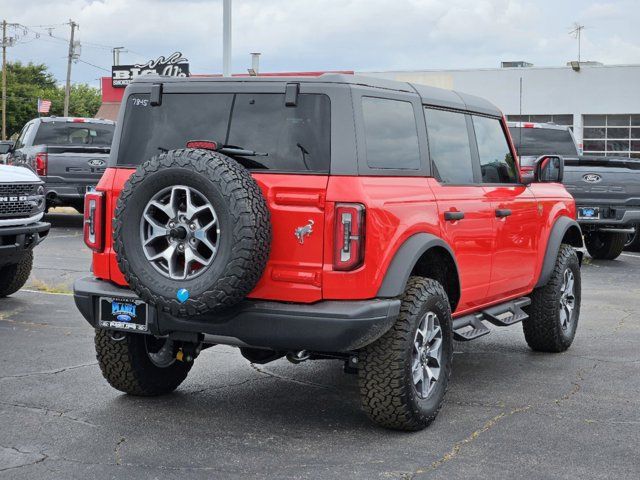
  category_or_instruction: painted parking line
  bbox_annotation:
[621,253,640,259]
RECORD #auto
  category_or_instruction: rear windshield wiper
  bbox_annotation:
[218,145,268,157]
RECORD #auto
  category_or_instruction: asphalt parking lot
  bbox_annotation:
[1,211,639,479]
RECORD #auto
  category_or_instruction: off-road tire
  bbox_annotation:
[71,199,84,214]
[584,231,626,260]
[113,149,271,317]
[624,225,640,252]
[358,277,453,431]
[94,329,192,396]
[523,244,581,352]
[0,251,33,297]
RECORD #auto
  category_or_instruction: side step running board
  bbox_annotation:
[452,297,531,342]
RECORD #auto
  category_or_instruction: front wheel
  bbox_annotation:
[95,329,193,396]
[0,251,33,297]
[523,244,581,352]
[584,231,626,260]
[358,277,453,431]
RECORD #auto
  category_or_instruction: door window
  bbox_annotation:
[362,97,420,170]
[424,108,474,184]
[473,116,518,184]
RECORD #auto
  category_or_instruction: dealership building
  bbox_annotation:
[365,62,640,158]
[97,57,640,158]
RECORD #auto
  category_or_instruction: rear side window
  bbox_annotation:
[33,122,114,147]
[117,92,331,173]
[473,116,518,184]
[508,126,578,157]
[362,97,420,169]
[424,108,474,184]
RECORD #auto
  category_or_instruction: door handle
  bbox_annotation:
[444,211,465,222]
[495,209,512,218]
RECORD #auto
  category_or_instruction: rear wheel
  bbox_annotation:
[358,277,453,431]
[0,251,33,297]
[523,244,581,352]
[584,231,626,260]
[95,329,193,396]
[624,225,640,252]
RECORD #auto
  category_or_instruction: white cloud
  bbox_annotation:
[2,0,639,84]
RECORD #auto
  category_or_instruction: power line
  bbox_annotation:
[76,58,110,72]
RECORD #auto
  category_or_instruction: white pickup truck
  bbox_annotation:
[0,163,50,297]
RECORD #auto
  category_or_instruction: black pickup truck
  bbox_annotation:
[509,121,640,259]
[5,117,115,213]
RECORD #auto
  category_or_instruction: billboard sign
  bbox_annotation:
[112,52,189,87]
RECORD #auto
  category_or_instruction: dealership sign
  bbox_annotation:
[112,52,190,87]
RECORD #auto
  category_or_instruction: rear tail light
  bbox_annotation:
[333,203,365,271]
[35,153,48,176]
[84,191,105,252]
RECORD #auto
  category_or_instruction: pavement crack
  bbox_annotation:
[0,444,48,473]
[0,362,97,380]
[249,363,338,391]
[554,363,597,406]
[188,376,267,395]
[0,400,98,428]
[114,436,126,465]
[415,405,532,474]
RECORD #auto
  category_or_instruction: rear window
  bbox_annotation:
[34,122,114,147]
[509,127,578,157]
[117,92,331,173]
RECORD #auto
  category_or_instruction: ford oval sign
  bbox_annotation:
[583,173,602,183]
[88,158,106,167]
[116,314,132,322]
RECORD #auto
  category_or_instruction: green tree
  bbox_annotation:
[1,61,102,138]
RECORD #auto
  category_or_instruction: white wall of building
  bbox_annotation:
[364,64,640,157]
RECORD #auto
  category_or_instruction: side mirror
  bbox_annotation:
[0,141,14,155]
[523,155,564,184]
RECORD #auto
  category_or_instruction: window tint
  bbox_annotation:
[117,93,331,173]
[362,97,420,169]
[34,122,114,147]
[424,108,474,184]
[473,116,518,183]
[508,127,578,156]
[227,93,331,172]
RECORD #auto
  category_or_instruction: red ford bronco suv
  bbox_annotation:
[74,74,583,431]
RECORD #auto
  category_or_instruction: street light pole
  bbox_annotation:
[222,0,231,77]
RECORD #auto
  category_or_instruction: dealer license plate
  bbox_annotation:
[99,297,148,332]
[578,207,600,220]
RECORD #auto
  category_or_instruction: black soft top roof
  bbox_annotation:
[131,73,502,117]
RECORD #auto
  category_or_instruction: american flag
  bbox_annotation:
[37,98,52,114]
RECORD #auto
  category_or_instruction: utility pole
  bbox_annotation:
[63,19,78,117]
[222,0,232,77]
[2,20,7,140]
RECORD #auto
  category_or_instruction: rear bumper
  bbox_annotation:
[73,276,401,352]
[0,221,50,264]
[577,205,640,230]
[45,182,95,203]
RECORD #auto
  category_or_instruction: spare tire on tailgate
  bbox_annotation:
[113,148,271,317]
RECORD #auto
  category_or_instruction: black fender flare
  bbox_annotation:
[535,216,583,288]
[377,233,459,298]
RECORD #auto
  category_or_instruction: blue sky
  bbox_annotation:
[2,0,639,86]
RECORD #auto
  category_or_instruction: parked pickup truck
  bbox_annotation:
[0,164,50,297]
[5,117,115,213]
[509,121,640,258]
